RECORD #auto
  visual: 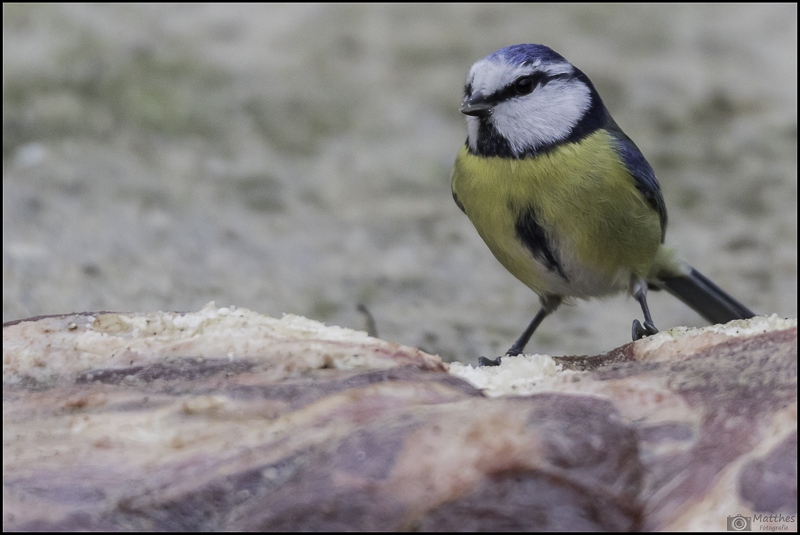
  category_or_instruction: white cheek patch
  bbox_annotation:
[491,79,591,155]
[464,56,587,155]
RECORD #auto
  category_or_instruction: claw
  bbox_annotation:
[632,319,645,341]
[478,356,503,367]
[632,319,658,341]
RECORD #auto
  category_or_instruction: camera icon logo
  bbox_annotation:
[727,514,752,531]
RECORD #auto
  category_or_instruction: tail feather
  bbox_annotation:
[659,267,755,324]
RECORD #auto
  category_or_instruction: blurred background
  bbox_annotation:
[3,4,796,364]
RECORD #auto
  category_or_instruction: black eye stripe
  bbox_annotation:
[461,71,574,114]
[490,72,572,104]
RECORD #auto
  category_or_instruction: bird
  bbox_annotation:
[450,44,755,366]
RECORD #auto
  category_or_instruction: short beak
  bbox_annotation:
[460,94,493,117]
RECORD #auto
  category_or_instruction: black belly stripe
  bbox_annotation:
[514,205,568,281]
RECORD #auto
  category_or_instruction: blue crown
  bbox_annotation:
[486,44,568,66]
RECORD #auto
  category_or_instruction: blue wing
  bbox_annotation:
[605,118,668,242]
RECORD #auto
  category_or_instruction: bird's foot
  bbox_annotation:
[632,319,658,341]
[478,356,503,367]
[479,341,531,366]
[504,345,523,357]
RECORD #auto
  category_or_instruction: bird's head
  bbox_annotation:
[461,44,605,158]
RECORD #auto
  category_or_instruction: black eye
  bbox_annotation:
[514,76,535,95]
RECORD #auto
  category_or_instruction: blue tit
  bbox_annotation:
[451,44,755,365]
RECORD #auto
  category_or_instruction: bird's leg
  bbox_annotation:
[631,280,659,341]
[506,307,549,357]
[479,296,561,367]
[478,308,547,367]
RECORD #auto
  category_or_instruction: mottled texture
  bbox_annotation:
[3,307,797,531]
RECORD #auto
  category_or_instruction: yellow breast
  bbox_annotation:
[451,130,662,297]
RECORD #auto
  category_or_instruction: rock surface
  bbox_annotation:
[3,304,797,531]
